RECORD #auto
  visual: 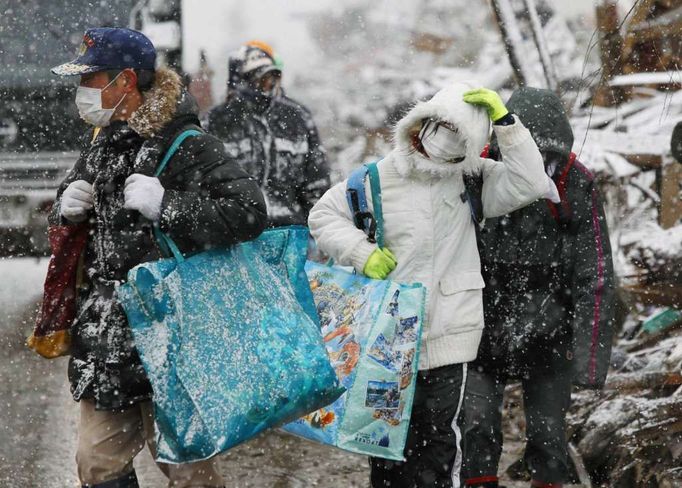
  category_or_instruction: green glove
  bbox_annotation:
[363,248,397,280]
[463,88,509,122]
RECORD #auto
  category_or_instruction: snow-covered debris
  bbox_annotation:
[610,70,682,87]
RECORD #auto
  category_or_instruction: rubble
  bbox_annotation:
[498,308,682,486]
[621,224,682,307]
[566,321,682,487]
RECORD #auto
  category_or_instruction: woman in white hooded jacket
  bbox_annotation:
[308,83,554,488]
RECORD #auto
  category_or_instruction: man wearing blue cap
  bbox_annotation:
[51,27,266,488]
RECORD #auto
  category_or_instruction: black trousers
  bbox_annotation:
[370,363,468,488]
[460,352,572,485]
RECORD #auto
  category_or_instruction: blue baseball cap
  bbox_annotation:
[52,28,156,76]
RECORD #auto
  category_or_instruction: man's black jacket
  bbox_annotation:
[50,68,267,409]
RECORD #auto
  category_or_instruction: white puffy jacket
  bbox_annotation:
[308,82,549,370]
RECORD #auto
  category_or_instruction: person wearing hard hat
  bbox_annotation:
[207,41,331,228]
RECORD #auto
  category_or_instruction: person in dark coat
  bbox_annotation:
[51,28,266,488]
[460,88,616,488]
[207,41,330,227]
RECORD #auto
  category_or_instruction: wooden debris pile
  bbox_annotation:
[621,225,682,308]
[498,310,682,487]
[565,309,682,487]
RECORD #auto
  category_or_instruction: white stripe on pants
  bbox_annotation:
[450,363,468,488]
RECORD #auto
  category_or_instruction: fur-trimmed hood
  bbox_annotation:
[392,81,491,179]
[129,67,198,138]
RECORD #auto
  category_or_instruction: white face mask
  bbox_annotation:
[75,73,127,127]
[419,120,467,164]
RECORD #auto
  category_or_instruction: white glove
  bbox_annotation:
[124,174,165,222]
[60,180,93,222]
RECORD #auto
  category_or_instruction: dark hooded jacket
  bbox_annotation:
[476,88,616,388]
[50,68,267,409]
[207,89,330,227]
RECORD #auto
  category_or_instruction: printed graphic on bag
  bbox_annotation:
[385,290,400,317]
[395,316,418,345]
[355,424,391,447]
[283,262,426,461]
[367,333,398,371]
[399,349,415,390]
[373,401,404,426]
[366,380,401,409]
[302,408,336,429]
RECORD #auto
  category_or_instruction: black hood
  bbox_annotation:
[488,88,574,162]
[507,87,574,157]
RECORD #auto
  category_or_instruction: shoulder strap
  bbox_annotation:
[346,165,370,228]
[154,129,203,177]
[365,162,384,248]
[462,172,484,225]
[345,160,384,248]
[152,128,203,262]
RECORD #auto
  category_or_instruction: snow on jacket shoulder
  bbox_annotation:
[309,82,547,370]
[49,68,267,410]
[207,92,330,227]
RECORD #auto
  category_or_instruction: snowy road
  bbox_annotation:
[0,257,78,486]
[0,257,530,487]
[0,257,370,487]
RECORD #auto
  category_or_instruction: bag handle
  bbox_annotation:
[153,129,203,262]
[154,129,202,177]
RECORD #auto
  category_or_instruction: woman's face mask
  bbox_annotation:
[75,72,127,127]
[419,119,467,164]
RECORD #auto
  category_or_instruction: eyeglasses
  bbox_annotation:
[419,119,459,139]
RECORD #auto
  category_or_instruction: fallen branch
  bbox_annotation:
[604,372,682,392]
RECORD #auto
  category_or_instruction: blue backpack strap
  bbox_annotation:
[152,128,203,262]
[345,165,374,241]
[345,160,384,247]
[365,162,384,249]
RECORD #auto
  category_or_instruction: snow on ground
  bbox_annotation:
[0,2,677,485]
[0,256,370,486]
[0,257,48,326]
[0,256,534,486]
